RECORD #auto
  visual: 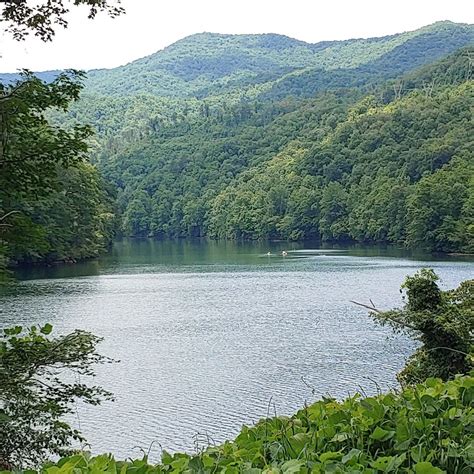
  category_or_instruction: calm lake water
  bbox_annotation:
[1,239,473,460]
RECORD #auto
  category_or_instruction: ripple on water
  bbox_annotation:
[1,244,473,461]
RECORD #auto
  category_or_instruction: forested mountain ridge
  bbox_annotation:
[82,21,473,98]
[24,21,469,161]
[1,23,473,267]
[104,45,474,253]
[2,21,472,98]
[209,81,473,248]
[43,21,471,158]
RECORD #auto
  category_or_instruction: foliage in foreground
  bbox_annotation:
[0,325,113,469]
[371,269,473,386]
[1,0,124,41]
[9,375,473,473]
[0,70,116,269]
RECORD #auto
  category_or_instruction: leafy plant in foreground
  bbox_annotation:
[0,325,113,469]
[10,375,473,473]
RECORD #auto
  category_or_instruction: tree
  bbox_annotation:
[406,156,473,252]
[3,163,116,264]
[319,182,349,241]
[362,269,473,386]
[0,0,124,41]
[0,0,123,273]
[0,324,113,469]
[0,3,117,467]
[0,70,92,201]
[0,70,117,267]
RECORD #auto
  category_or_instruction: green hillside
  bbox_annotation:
[2,22,473,265]
[54,21,473,145]
[83,21,473,98]
[209,81,473,249]
[95,38,473,253]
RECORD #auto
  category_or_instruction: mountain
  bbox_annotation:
[43,21,472,151]
[96,41,474,252]
[3,22,473,263]
[9,21,472,145]
[0,69,61,84]
[81,21,473,98]
[2,21,472,99]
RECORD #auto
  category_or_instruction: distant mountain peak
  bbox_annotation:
[1,21,472,99]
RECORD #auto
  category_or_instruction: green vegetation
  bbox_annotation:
[0,71,116,268]
[3,162,116,264]
[94,44,473,253]
[1,0,124,41]
[80,21,473,98]
[47,20,472,148]
[8,375,473,473]
[370,269,473,386]
[0,325,113,469]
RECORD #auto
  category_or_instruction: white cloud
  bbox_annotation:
[0,0,472,72]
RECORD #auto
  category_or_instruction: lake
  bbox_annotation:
[1,239,472,461]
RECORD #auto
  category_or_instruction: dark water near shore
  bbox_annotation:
[1,239,472,460]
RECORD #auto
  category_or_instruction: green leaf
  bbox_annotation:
[289,432,311,454]
[370,456,394,470]
[187,457,203,471]
[414,462,445,473]
[342,448,361,464]
[331,432,349,442]
[320,451,342,462]
[361,398,385,421]
[170,456,189,470]
[41,323,53,335]
[201,454,215,468]
[370,426,394,441]
[281,459,305,473]
[387,453,407,471]
[161,451,173,465]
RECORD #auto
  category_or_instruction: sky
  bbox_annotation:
[0,0,473,72]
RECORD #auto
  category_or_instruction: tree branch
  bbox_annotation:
[351,300,419,331]
[350,300,383,314]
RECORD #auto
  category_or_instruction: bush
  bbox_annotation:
[0,325,113,469]
[371,269,473,386]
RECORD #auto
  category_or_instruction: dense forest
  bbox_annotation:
[0,21,473,269]
[208,61,474,251]
[83,26,472,253]
[0,72,116,266]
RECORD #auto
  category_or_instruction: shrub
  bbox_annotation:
[0,325,113,469]
[371,269,473,386]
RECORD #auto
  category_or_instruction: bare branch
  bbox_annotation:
[0,210,19,222]
[350,300,383,314]
[351,300,419,331]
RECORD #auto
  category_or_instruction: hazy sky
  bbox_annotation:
[0,0,472,72]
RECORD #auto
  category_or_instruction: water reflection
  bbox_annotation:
[11,238,474,281]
